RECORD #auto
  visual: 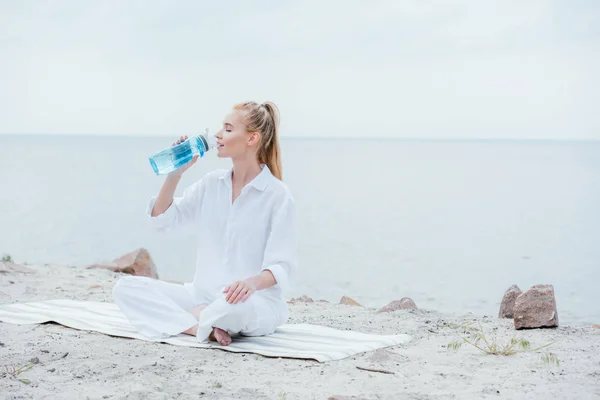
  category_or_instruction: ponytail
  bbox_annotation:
[233,100,283,180]
[261,101,282,180]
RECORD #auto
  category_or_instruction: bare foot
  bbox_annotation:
[181,304,207,336]
[208,327,232,346]
[182,324,198,336]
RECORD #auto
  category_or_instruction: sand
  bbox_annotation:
[0,264,599,399]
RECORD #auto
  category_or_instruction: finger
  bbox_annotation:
[232,288,246,304]
[225,284,234,301]
[229,285,245,304]
[240,289,254,303]
[225,282,239,302]
[237,287,253,304]
[231,285,245,304]
[233,288,248,304]
[223,285,230,293]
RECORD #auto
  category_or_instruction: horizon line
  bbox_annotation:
[0,132,599,142]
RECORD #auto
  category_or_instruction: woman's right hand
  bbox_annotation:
[167,135,199,179]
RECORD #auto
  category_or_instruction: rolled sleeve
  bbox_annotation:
[261,264,290,293]
[145,178,205,236]
[261,198,297,294]
[145,196,180,232]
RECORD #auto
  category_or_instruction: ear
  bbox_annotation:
[247,131,261,147]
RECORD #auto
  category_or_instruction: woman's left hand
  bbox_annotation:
[223,280,256,304]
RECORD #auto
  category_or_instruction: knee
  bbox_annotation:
[112,277,127,301]
[112,275,142,302]
[211,296,254,317]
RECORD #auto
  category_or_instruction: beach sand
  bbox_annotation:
[1,264,599,399]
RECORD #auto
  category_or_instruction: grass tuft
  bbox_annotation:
[1,362,35,384]
[447,322,558,365]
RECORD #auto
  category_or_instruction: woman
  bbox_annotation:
[113,101,296,346]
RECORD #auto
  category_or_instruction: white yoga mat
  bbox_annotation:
[0,299,411,362]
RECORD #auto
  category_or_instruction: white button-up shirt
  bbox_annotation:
[146,165,297,302]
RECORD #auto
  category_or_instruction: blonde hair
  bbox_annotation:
[233,101,282,180]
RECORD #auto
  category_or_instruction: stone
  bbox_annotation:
[513,284,559,329]
[288,295,314,304]
[498,284,522,318]
[87,248,159,279]
[339,296,362,307]
[377,297,418,312]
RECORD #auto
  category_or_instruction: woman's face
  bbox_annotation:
[215,109,259,159]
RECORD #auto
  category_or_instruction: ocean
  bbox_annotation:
[1,134,598,325]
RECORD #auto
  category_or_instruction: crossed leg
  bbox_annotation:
[182,304,232,346]
[113,276,278,347]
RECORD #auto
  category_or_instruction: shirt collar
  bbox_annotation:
[219,164,271,192]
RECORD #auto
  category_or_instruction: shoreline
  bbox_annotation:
[1,264,599,399]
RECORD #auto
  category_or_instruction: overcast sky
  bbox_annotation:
[1,1,599,139]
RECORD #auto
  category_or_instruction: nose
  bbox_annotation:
[215,129,223,139]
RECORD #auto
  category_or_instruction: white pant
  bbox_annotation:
[112,276,286,342]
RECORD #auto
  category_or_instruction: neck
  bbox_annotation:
[231,157,262,187]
